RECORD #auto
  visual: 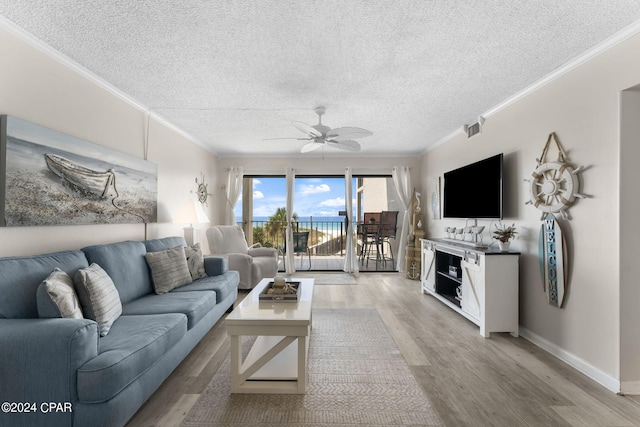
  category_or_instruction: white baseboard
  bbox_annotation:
[519,326,620,394]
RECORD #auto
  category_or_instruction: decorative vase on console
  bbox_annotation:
[492,222,517,252]
[498,241,511,252]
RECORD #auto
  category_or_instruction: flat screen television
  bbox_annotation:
[442,153,503,219]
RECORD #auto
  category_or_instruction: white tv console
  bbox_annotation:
[420,238,520,338]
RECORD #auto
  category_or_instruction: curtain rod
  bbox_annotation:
[225,166,411,173]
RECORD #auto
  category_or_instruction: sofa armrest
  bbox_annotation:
[248,247,278,258]
[0,318,98,407]
[203,255,228,276]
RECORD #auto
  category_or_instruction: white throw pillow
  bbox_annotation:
[145,246,193,294]
[37,268,84,319]
[184,243,206,280]
[74,263,122,336]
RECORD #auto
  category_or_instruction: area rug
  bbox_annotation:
[181,309,443,426]
[286,273,357,285]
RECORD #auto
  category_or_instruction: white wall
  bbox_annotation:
[420,32,640,389]
[0,24,220,257]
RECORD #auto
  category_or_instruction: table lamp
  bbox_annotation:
[173,200,210,246]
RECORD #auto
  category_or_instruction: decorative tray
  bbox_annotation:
[259,281,301,302]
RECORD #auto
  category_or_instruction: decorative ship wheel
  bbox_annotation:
[524,132,587,220]
[525,132,589,309]
[195,173,212,206]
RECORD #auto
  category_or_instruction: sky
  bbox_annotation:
[235,177,357,220]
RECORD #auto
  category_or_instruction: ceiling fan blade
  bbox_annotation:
[293,121,323,138]
[262,137,312,141]
[301,142,323,153]
[329,139,361,151]
[326,127,373,140]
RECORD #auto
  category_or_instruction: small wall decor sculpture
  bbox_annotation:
[0,115,157,226]
[525,132,588,308]
[431,177,441,220]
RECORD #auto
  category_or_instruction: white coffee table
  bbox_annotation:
[226,277,314,394]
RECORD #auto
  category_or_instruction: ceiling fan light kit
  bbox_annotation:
[268,106,373,153]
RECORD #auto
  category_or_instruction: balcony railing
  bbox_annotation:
[242,220,348,256]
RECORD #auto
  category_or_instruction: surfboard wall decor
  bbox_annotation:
[539,214,566,307]
[526,132,588,308]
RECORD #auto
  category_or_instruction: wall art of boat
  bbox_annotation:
[45,153,119,199]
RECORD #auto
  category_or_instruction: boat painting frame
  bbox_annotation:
[0,115,157,227]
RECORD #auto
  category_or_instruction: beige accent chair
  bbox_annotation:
[206,225,278,289]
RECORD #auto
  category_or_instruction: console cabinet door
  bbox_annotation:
[461,256,483,321]
[421,241,436,293]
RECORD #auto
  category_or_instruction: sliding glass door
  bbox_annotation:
[236,174,401,272]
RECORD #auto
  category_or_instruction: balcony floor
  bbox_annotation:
[278,254,396,272]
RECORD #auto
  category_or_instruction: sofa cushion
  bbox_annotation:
[81,241,153,305]
[145,246,192,294]
[143,236,186,253]
[172,272,238,304]
[75,264,122,336]
[76,313,187,403]
[36,268,84,319]
[0,250,89,319]
[121,291,216,329]
[184,243,207,280]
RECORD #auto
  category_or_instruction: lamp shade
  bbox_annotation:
[173,200,210,225]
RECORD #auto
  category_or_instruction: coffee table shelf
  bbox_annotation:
[226,277,314,394]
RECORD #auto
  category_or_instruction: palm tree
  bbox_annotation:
[266,207,297,245]
[252,226,267,246]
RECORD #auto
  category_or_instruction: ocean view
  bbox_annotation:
[238,216,350,237]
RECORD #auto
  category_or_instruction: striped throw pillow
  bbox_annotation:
[74,263,122,336]
[145,246,193,294]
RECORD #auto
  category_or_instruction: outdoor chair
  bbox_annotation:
[359,212,381,265]
[280,231,311,270]
[378,210,399,268]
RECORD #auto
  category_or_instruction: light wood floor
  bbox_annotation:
[126,274,640,427]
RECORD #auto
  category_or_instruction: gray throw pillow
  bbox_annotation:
[184,243,206,280]
[74,263,122,336]
[145,246,193,294]
[37,268,84,319]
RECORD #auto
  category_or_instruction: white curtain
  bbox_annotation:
[225,166,243,225]
[343,167,359,273]
[285,167,295,274]
[392,166,412,273]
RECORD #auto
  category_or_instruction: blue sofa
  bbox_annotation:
[0,236,239,427]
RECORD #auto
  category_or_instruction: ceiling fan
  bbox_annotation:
[265,106,373,153]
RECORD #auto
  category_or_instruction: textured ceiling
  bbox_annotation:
[1,1,640,157]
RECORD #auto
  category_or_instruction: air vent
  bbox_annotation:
[464,122,481,138]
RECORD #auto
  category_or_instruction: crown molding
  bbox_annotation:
[0,14,211,153]
[424,18,640,154]
[482,19,640,119]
